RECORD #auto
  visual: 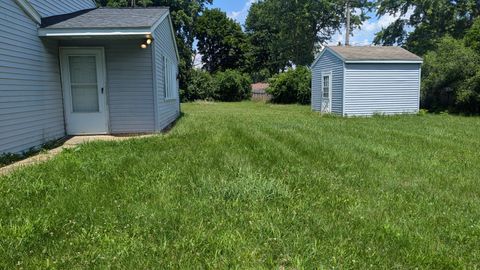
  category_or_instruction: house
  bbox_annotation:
[1,0,180,154]
[311,46,423,116]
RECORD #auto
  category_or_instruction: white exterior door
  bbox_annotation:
[60,48,108,135]
[321,72,332,113]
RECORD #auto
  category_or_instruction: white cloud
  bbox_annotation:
[227,0,257,24]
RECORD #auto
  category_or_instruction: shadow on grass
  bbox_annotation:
[1,112,186,168]
[0,137,69,168]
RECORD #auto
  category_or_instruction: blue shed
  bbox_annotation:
[311,46,423,116]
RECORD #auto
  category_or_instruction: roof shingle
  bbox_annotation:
[42,8,169,29]
[328,46,422,62]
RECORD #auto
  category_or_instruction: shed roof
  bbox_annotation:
[41,8,169,29]
[312,46,423,67]
[328,46,423,62]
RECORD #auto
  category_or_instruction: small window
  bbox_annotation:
[163,56,177,99]
[322,75,331,98]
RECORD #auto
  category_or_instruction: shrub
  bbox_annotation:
[213,70,252,102]
[422,36,480,114]
[250,68,271,83]
[267,66,311,104]
[0,153,23,167]
[181,69,215,102]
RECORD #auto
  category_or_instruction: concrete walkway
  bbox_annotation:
[0,135,154,176]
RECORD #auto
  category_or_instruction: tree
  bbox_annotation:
[245,2,284,75]
[374,0,480,55]
[464,17,480,53]
[245,0,371,74]
[96,0,213,90]
[422,36,480,114]
[195,9,248,73]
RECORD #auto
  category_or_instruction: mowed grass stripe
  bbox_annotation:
[0,102,479,269]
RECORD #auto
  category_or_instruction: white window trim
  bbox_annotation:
[321,71,333,100]
[163,56,177,101]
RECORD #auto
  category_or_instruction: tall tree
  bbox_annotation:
[96,0,212,90]
[195,8,248,73]
[245,0,371,74]
[374,0,480,55]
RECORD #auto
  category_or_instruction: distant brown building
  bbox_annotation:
[251,83,271,101]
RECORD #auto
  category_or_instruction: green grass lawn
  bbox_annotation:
[1,102,480,269]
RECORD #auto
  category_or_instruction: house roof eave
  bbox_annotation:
[38,27,152,38]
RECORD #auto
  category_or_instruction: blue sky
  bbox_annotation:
[209,0,405,46]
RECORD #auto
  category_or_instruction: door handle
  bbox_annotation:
[101,87,104,94]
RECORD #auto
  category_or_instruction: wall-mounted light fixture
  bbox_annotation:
[140,37,154,49]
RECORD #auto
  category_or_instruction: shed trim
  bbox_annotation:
[342,62,346,116]
[311,47,423,67]
[311,47,345,68]
[346,60,423,64]
[418,67,422,110]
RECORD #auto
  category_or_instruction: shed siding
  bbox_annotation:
[344,63,421,116]
[59,39,156,133]
[0,0,65,154]
[28,0,95,18]
[311,50,343,114]
[152,16,180,131]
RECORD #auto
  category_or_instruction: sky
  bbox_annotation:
[209,0,406,46]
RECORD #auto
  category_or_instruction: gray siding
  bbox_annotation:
[152,16,180,131]
[28,0,95,17]
[344,63,421,116]
[311,50,344,114]
[0,0,65,154]
[59,39,156,133]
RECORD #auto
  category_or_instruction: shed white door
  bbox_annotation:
[321,72,332,113]
[60,48,108,135]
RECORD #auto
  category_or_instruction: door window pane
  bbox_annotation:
[69,56,97,84]
[69,56,99,113]
[323,76,330,98]
[71,85,99,112]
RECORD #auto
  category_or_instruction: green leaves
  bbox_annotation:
[182,69,251,102]
[267,66,311,105]
[181,69,214,102]
[421,36,480,114]
[374,0,480,55]
[245,0,371,73]
[213,70,252,102]
[195,9,248,73]
[464,17,480,53]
